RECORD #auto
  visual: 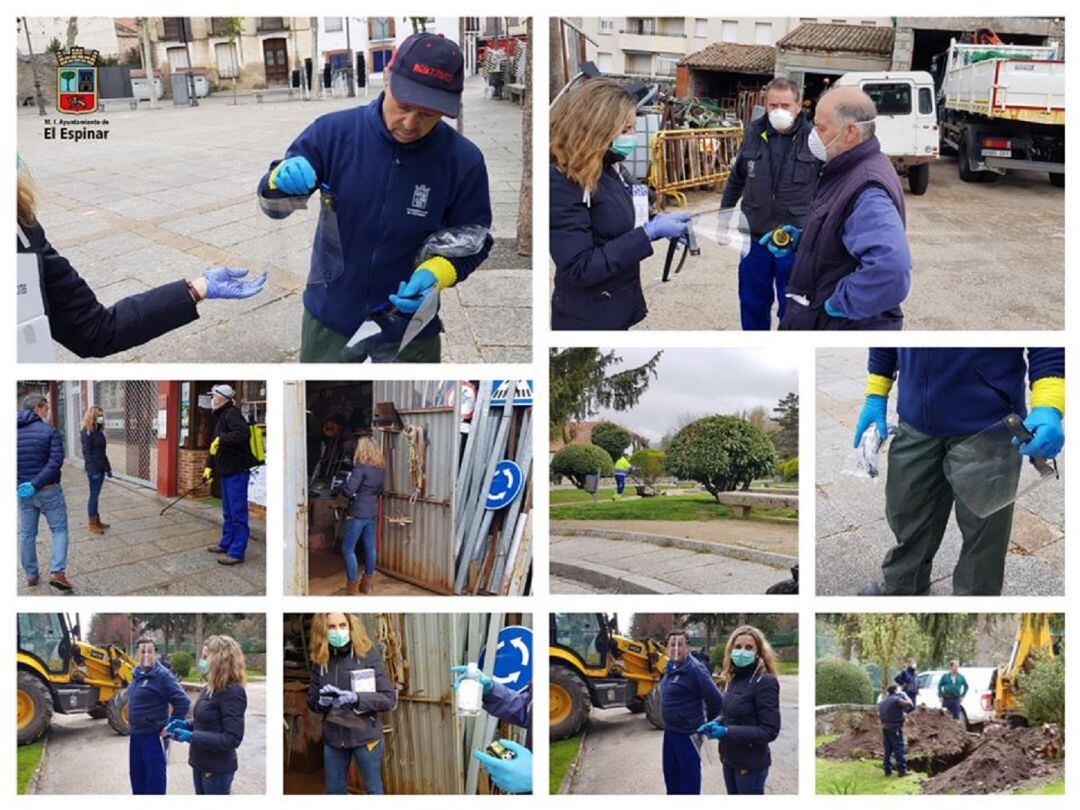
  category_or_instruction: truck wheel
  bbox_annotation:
[1050,173,1065,188]
[17,671,53,746]
[549,666,591,740]
[644,685,665,730]
[908,163,930,195]
[106,690,131,736]
[959,136,998,183]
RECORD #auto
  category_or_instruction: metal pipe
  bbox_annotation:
[488,412,532,589]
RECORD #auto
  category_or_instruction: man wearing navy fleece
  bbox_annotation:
[855,348,1065,595]
[258,33,492,362]
[127,638,191,794]
[659,629,723,794]
[779,86,911,331]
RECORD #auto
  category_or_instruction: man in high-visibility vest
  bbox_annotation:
[613,453,632,498]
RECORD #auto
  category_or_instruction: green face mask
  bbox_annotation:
[197,658,209,675]
[610,133,636,159]
[95,416,105,425]
[327,628,351,649]
[730,649,756,668]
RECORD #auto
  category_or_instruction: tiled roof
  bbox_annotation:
[777,23,895,56]
[681,42,776,73]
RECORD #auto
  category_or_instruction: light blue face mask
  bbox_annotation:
[610,133,636,159]
[731,649,756,668]
[197,658,209,675]
[327,628,351,649]
[95,416,104,425]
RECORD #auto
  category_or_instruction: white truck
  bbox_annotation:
[934,38,1064,185]
[835,71,938,195]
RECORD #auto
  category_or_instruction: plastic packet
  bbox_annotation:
[415,225,490,264]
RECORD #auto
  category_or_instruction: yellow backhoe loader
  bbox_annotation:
[994,612,1060,725]
[17,613,134,745]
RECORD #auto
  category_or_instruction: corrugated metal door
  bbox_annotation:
[92,380,159,487]
[284,381,308,595]
[373,381,459,594]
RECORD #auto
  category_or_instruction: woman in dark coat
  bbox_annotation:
[307,613,398,794]
[166,634,248,794]
[79,405,112,534]
[339,437,386,595]
[698,625,782,794]
[549,78,692,330]
[17,162,265,360]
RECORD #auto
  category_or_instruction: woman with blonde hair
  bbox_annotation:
[17,160,265,360]
[697,625,782,794]
[549,78,692,330]
[78,404,112,534]
[339,436,386,594]
[307,613,397,794]
[165,634,247,794]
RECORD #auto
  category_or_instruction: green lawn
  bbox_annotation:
[550,735,583,794]
[550,492,797,523]
[776,660,799,675]
[816,755,926,795]
[245,668,266,678]
[17,740,44,794]
[1014,778,1064,795]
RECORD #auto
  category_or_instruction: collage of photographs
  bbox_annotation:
[7,5,1071,805]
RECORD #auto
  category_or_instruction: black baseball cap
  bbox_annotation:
[387,33,464,118]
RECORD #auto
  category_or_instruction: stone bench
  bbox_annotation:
[715,490,799,517]
[506,83,525,104]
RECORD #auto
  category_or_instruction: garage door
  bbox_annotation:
[92,381,159,487]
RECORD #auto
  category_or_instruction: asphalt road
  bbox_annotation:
[566,674,798,795]
[33,680,266,795]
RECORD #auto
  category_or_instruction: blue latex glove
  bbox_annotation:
[270,155,317,195]
[697,721,728,740]
[388,268,437,314]
[17,482,36,499]
[451,664,494,695]
[853,395,888,449]
[1017,406,1064,459]
[330,689,358,708]
[106,471,114,479]
[202,267,268,300]
[164,718,192,735]
[759,224,801,257]
[473,739,532,793]
[172,728,193,743]
[643,212,693,241]
[823,298,846,318]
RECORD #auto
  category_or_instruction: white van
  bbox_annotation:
[834,71,939,195]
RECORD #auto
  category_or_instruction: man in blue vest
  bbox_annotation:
[258,33,493,362]
[721,78,821,330]
[779,86,911,330]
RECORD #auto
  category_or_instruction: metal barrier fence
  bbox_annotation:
[650,126,743,208]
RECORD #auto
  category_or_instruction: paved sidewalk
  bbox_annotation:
[17,463,266,596]
[19,75,530,362]
[815,348,1065,595]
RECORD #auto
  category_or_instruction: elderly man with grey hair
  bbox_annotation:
[779,86,911,330]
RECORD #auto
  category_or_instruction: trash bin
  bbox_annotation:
[583,473,600,494]
[170,74,191,105]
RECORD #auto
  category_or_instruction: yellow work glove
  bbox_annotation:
[209,437,220,456]
[203,467,213,483]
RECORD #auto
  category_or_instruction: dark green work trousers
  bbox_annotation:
[882,422,1015,596]
[300,309,441,363]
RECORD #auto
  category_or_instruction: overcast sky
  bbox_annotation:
[593,348,799,444]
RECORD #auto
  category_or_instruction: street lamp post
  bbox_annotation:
[20,17,47,116]
[180,17,198,106]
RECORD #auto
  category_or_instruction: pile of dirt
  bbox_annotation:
[818,705,970,771]
[922,724,1062,795]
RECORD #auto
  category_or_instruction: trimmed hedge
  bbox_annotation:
[816,658,875,705]
[552,444,614,489]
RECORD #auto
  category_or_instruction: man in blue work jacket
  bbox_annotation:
[854,348,1065,595]
[660,629,723,794]
[258,33,493,362]
[779,86,911,330]
[128,637,191,794]
[720,77,821,330]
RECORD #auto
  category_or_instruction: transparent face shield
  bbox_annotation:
[943,414,1060,519]
[261,184,343,288]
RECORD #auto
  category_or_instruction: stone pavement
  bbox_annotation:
[815,348,1065,595]
[550,531,793,595]
[17,463,266,596]
[19,75,530,363]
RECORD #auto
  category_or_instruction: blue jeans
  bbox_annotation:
[129,733,167,794]
[722,764,769,794]
[342,517,377,581]
[323,742,384,794]
[881,727,907,775]
[86,472,104,516]
[193,768,235,794]
[18,485,69,578]
[662,731,701,794]
[942,697,962,719]
[738,239,794,330]
[218,470,250,559]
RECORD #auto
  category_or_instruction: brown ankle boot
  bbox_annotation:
[88,516,105,535]
[345,580,360,595]
[96,515,109,530]
[360,576,374,595]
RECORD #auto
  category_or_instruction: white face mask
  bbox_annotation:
[809,119,876,162]
[768,108,795,132]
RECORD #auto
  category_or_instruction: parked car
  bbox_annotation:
[916,667,996,729]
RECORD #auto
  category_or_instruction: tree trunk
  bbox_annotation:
[515,18,533,257]
[548,17,564,102]
[194,614,205,660]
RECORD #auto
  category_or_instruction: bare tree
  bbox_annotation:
[516,17,532,256]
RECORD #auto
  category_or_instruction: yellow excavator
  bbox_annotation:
[17,613,134,745]
[550,613,669,740]
[994,612,1060,724]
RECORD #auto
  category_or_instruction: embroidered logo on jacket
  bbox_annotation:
[407,184,431,217]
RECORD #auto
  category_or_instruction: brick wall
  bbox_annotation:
[177,448,212,498]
